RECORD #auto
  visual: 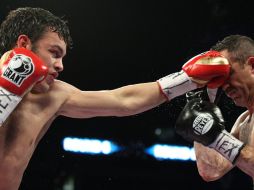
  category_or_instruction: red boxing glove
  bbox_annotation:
[182,51,230,89]
[157,51,230,100]
[0,48,48,125]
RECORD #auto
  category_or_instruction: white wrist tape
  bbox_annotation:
[0,86,22,125]
[209,129,244,164]
[207,88,218,103]
[157,70,197,100]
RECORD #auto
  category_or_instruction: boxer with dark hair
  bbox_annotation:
[0,7,229,190]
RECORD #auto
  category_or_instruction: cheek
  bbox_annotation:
[36,52,52,68]
[42,57,52,68]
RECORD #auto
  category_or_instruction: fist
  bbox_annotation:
[175,99,225,145]
[182,51,230,88]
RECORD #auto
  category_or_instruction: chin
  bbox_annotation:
[32,81,51,93]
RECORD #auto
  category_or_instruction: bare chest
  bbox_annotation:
[0,94,59,155]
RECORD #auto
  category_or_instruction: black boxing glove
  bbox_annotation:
[175,99,245,164]
[175,99,225,145]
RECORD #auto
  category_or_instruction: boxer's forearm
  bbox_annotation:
[58,81,167,118]
[112,82,166,116]
[194,142,233,181]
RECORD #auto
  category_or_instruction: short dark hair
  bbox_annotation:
[0,7,73,56]
[211,34,254,65]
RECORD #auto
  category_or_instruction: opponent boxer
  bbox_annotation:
[0,7,229,190]
[175,35,254,184]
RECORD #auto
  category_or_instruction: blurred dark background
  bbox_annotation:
[0,0,253,189]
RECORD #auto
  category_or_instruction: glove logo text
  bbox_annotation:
[213,132,243,162]
[0,87,21,125]
[193,113,214,135]
[2,54,34,87]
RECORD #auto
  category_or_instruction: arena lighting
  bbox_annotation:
[63,137,121,155]
[63,137,196,162]
[145,144,196,161]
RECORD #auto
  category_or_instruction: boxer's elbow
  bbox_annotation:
[198,167,223,182]
[200,173,220,182]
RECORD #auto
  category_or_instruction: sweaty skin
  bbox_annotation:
[0,31,166,190]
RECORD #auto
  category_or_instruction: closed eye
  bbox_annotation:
[49,49,61,58]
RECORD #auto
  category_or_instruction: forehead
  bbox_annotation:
[219,50,230,60]
[219,49,236,66]
[219,50,239,76]
[37,31,67,54]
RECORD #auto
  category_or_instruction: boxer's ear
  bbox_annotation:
[16,35,32,49]
[247,57,254,73]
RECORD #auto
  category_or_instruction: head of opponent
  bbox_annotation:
[210,35,254,112]
[0,7,73,93]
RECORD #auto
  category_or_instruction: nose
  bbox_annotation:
[54,59,64,72]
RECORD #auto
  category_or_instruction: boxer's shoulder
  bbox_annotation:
[231,111,250,139]
[51,79,80,93]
